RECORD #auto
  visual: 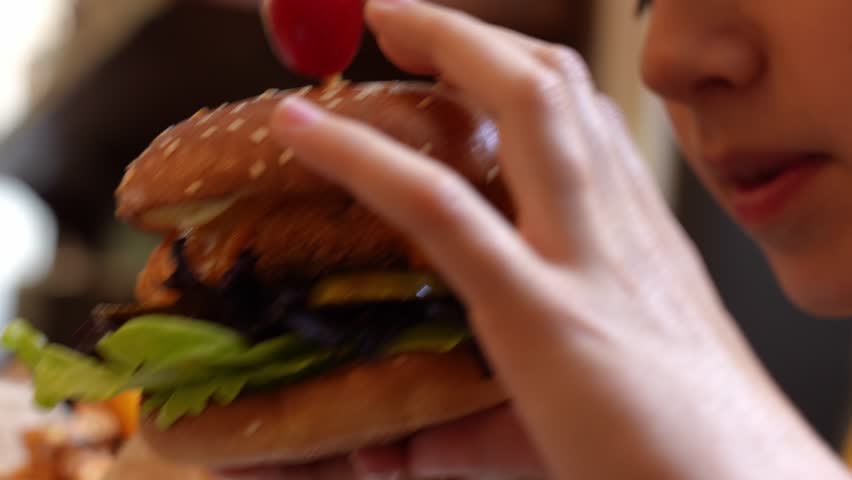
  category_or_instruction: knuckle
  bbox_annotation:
[535,45,590,82]
[507,67,567,113]
[421,6,475,43]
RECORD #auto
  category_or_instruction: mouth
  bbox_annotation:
[710,151,830,225]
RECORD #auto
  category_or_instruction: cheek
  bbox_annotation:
[664,104,711,179]
[760,2,852,159]
[765,247,852,318]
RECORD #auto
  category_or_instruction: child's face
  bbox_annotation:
[640,1,852,316]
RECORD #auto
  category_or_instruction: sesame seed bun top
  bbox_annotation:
[115,81,503,233]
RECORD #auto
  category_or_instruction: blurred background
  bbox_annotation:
[0,0,850,470]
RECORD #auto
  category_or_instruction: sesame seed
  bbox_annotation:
[185,180,203,194]
[419,142,434,155]
[164,138,181,157]
[326,98,343,110]
[486,165,500,184]
[354,84,381,101]
[296,85,313,97]
[250,160,267,178]
[416,97,435,109]
[325,74,347,88]
[227,118,246,132]
[119,169,134,188]
[197,112,216,125]
[191,108,209,121]
[260,88,278,99]
[250,127,269,144]
[244,421,262,437]
[389,81,404,93]
[231,102,247,114]
[158,129,175,147]
[201,126,218,139]
[320,81,348,101]
[279,147,295,166]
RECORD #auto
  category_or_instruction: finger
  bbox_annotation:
[366,0,603,260]
[406,407,546,479]
[216,457,356,480]
[365,0,590,113]
[269,96,547,309]
[371,14,550,78]
[216,465,310,480]
[350,445,407,480]
[352,408,546,480]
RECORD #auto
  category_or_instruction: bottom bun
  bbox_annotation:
[140,349,507,469]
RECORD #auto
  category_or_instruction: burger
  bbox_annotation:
[2,81,512,469]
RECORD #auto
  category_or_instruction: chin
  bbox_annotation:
[770,258,852,318]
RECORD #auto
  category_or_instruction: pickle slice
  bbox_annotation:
[309,272,450,306]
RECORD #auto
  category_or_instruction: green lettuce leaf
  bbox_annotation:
[2,316,472,429]
[33,345,132,408]
[211,335,315,368]
[141,391,172,416]
[2,320,132,409]
[158,383,220,427]
[2,318,47,370]
[145,351,340,429]
[212,376,248,405]
[95,316,247,370]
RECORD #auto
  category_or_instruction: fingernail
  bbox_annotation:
[275,96,324,129]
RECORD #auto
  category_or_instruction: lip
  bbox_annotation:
[708,151,830,225]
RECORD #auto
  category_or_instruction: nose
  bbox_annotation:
[640,4,765,103]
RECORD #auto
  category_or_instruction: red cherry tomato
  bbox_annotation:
[262,0,365,78]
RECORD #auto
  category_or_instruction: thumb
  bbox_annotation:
[353,406,546,479]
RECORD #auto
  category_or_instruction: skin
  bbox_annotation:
[642,0,852,317]
[219,0,852,478]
